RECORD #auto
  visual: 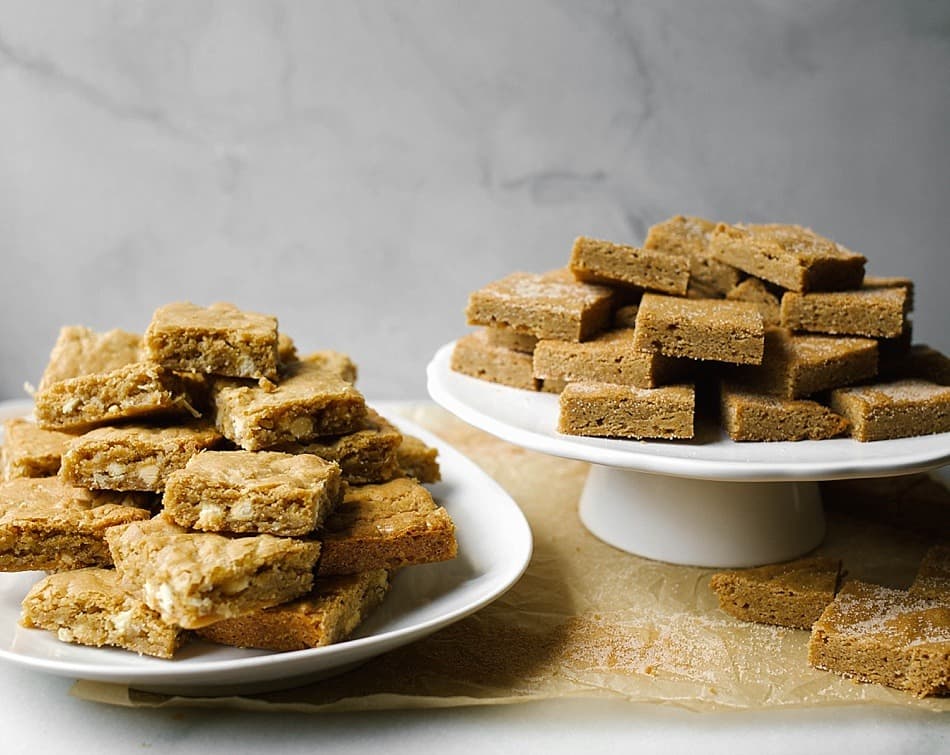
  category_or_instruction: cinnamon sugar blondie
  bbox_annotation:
[1,418,73,480]
[59,421,222,492]
[21,567,186,658]
[720,385,849,441]
[570,236,690,295]
[196,569,389,651]
[780,287,908,339]
[212,354,366,450]
[808,580,949,697]
[558,381,695,440]
[710,223,866,292]
[711,557,842,629]
[830,379,950,441]
[34,362,197,432]
[106,515,320,629]
[37,326,142,392]
[633,293,764,365]
[317,478,457,576]
[145,301,279,381]
[465,272,614,342]
[644,215,742,295]
[0,477,151,572]
[164,450,342,536]
[450,329,539,391]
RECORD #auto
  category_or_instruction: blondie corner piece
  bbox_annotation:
[164,450,342,536]
[808,580,950,697]
[0,478,151,572]
[451,329,539,391]
[21,567,186,658]
[720,384,848,441]
[59,421,222,492]
[1,418,74,480]
[710,557,842,629]
[317,478,457,576]
[569,236,690,295]
[212,355,367,450]
[633,293,764,365]
[709,223,866,292]
[145,301,279,381]
[37,326,142,392]
[196,569,390,651]
[465,271,614,342]
[830,379,950,441]
[106,516,320,629]
[558,381,695,440]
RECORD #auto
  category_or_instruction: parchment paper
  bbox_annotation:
[72,404,949,712]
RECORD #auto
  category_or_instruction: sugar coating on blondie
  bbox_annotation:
[720,384,849,441]
[830,379,950,441]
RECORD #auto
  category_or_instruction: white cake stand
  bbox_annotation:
[427,341,950,568]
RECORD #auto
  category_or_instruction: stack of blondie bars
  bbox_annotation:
[2,302,456,658]
[453,217,950,442]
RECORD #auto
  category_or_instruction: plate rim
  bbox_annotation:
[0,401,533,687]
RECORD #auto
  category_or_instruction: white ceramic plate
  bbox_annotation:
[0,401,532,694]
[428,340,950,482]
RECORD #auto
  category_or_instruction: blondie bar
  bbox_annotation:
[59,421,222,492]
[212,355,366,450]
[196,570,389,651]
[34,362,196,432]
[720,385,849,441]
[731,328,877,399]
[0,477,150,571]
[317,478,457,576]
[910,545,950,601]
[830,379,950,441]
[1,418,73,480]
[396,434,441,483]
[465,272,614,342]
[710,223,866,292]
[711,557,842,629]
[106,515,320,629]
[21,567,186,658]
[633,293,764,365]
[570,236,690,295]
[144,301,279,381]
[558,381,695,440]
[37,326,142,392]
[533,328,684,388]
[808,581,949,697]
[297,350,358,384]
[644,215,742,295]
[164,450,342,536]
[450,330,539,391]
[780,287,908,339]
[862,275,914,311]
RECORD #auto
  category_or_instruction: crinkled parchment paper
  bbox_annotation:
[72,404,949,712]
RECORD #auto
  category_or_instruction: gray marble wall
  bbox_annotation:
[1,1,947,400]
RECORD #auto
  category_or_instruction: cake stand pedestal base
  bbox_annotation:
[578,465,825,568]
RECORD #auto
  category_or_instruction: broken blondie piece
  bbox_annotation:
[533,328,684,388]
[59,421,222,492]
[34,362,196,432]
[633,293,765,365]
[830,379,950,441]
[317,478,457,576]
[212,354,367,450]
[196,569,389,651]
[465,271,614,342]
[780,287,908,339]
[37,326,142,392]
[1,418,74,480]
[0,477,151,572]
[144,301,279,381]
[710,557,842,629]
[720,384,849,442]
[808,580,949,697]
[163,450,342,536]
[450,329,539,391]
[569,236,690,295]
[106,515,320,629]
[21,567,186,658]
[643,215,742,296]
[709,223,866,292]
[558,381,695,440]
